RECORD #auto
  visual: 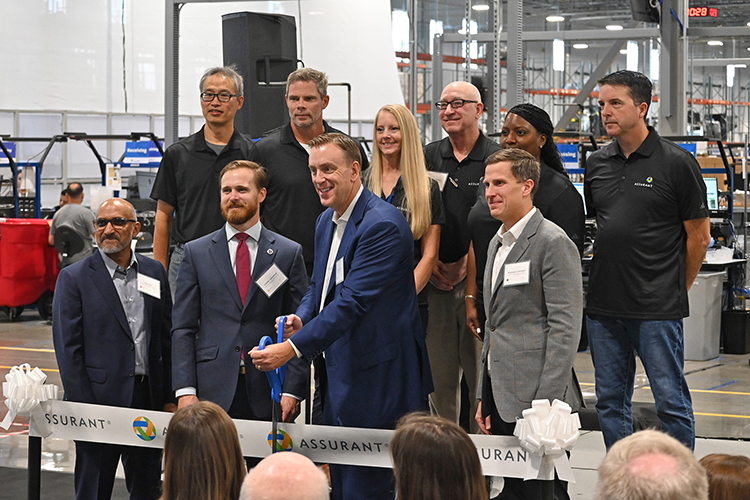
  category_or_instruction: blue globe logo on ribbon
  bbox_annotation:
[133,416,156,441]
[268,429,293,452]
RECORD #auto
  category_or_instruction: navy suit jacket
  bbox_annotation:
[171,224,308,418]
[292,188,433,429]
[52,251,172,410]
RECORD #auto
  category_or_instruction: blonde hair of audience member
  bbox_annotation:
[390,413,486,500]
[595,429,708,500]
[160,401,245,500]
[699,453,750,500]
[365,104,432,240]
[240,451,329,500]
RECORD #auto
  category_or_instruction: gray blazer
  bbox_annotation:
[479,209,584,422]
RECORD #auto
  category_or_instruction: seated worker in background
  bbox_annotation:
[49,182,96,267]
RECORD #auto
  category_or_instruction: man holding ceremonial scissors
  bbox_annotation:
[251,133,432,500]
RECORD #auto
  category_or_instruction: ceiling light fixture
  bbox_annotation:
[707,40,723,46]
[546,15,565,22]
[573,43,588,49]
[472,4,490,11]
[606,24,623,31]
[619,49,628,54]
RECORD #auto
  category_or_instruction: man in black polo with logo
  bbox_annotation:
[248,68,368,276]
[585,70,710,451]
[423,81,501,430]
[151,66,256,294]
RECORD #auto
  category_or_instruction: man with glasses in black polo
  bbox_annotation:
[423,81,501,432]
[151,66,257,295]
[53,198,173,500]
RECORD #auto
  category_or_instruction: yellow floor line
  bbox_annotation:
[0,346,55,353]
[695,412,750,420]
[0,365,58,372]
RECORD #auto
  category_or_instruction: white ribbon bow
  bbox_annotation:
[513,399,581,482]
[1,364,59,436]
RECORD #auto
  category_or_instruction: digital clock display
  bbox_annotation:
[688,7,718,17]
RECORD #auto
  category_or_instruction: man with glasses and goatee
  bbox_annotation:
[53,198,173,500]
[151,66,257,295]
[423,81,501,432]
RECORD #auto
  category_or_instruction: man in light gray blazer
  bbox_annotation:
[476,148,583,500]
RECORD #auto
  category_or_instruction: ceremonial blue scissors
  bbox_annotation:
[258,315,287,403]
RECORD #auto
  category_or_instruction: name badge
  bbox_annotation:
[335,258,344,285]
[137,273,161,299]
[256,263,288,298]
[427,171,449,191]
[504,261,530,287]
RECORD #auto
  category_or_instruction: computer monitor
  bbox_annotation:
[703,176,719,212]
[573,182,587,216]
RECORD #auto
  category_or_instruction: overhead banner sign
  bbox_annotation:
[558,144,579,171]
[123,141,163,167]
[0,142,16,164]
[28,400,569,481]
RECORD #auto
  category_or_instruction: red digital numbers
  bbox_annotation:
[688,6,719,17]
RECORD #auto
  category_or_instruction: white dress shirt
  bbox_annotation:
[225,220,261,277]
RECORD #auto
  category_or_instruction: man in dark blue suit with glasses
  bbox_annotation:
[53,198,173,500]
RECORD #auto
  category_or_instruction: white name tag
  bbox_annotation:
[504,261,530,287]
[256,263,288,298]
[137,273,161,299]
[335,258,344,285]
[427,171,449,191]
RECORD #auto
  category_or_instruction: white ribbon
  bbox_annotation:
[513,399,581,482]
[1,364,59,436]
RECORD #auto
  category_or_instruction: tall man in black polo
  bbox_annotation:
[151,66,256,293]
[248,68,368,276]
[423,81,501,430]
[585,70,711,450]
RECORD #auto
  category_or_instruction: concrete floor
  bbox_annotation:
[2,307,750,499]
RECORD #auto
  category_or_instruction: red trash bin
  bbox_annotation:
[0,218,59,321]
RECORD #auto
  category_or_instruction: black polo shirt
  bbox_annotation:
[381,177,446,304]
[248,121,369,275]
[424,132,502,263]
[150,126,257,244]
[584,127,709,319]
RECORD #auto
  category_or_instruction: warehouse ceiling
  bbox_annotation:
[392,0,750,91]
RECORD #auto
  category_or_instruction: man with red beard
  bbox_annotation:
[171,161,308,439]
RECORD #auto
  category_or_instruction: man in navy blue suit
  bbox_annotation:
[171,160,308,425]
[53,198,173,500]
[251,133,433,500]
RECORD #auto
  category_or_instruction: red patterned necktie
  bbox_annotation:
[235,232,251,305]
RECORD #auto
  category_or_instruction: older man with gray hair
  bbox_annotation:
[241,452,329,500]
[595,429,708,500]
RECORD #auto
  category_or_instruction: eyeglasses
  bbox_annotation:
[434,99,479,110]
[95,218,137,229]
[200,92,239,103]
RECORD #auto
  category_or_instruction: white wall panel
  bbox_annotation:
[0,1,403,122]
[17,114,63,179]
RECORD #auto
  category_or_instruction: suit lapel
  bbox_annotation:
[209,229,244,311]
[88,252,132,338]
[491,210,543,299]
[246,226,276,309]
[324,189,369,301]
